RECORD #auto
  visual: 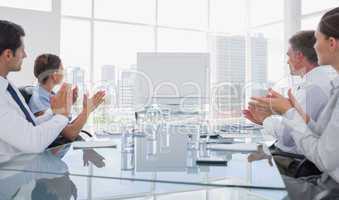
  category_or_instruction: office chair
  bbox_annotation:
[18,86,93,140]
[271,149,322,178]
[19,85,35,104]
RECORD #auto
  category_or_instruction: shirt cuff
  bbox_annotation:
[52,114,69,125]
[307,119,317,133]
[44,108,53,117]
[263,116,275,134]
[283,108,297,119]
[263,116,274,127]
[48,108,71,123]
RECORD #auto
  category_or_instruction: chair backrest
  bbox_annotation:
[18,86,35,104]
[294,159,322,178]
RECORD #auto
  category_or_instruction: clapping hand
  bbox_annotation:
[51,83,73,117]
[242,109,263,125]
[72,86,79,104]
[287,89,310,123]
[82,91,106,115]
[242,104,273,125]
[249,88,293,115]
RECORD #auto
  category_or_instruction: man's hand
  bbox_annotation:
[249,89,293,115]
[267,88,284,98]
[72,86,79,104]
[242,103,272,125]
[242,109,262,125]
[51,83,73,117]
[252,104,272,122]
[82,91,105,115]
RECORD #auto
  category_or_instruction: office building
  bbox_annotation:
[211,35,267,118]
[65,66,86,91]
[118,70,135,110]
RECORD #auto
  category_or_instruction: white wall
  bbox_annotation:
[0,3,60,86]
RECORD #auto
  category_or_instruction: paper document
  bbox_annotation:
[218,133,261,138]
[220,124,263,132]
[95,130,122,136]
[72,140,117,149]
[208,143,258,152]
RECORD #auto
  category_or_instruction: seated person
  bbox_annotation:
[29,54,105,141]
[249,7,339,199]
[243,30,334,176]
[0,20,74,154]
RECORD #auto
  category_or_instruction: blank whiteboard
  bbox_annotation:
[136,53,210,107]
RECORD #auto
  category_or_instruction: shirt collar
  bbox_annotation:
[0,76,9,94]
[298,66,335,90]
[302,66,331,82]
[38,85,54,98]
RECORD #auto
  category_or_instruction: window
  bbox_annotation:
[94,22,154,81]
[158,0,208,30]
[302,0,338,15]
[62,0,92,17]
[251,23,285,83]
[0,0,51,11]
[210,0,246,33]
[301,15,322,30]
[158,28,207,52]
[58,0,289,116]
[95,0,155,24]
[60,19,91,81]
[249,0,283,27]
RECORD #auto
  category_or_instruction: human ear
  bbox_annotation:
[2,49,14,60]
[329,37,338,51]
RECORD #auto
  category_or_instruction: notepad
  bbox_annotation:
[208,143,258,152]
[72,140,117,149]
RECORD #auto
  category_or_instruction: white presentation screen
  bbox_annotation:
[136,52,210,108]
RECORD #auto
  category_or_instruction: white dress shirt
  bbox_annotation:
[0,76,68,155]
[263,66,335,154]
[282,74,339,183]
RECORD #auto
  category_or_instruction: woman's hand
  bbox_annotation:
[51,83,73,117]
[82,91,106,115]
[72,86,79,104]
[287,89,310,123]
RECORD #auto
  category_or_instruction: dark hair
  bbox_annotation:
[318,7,339,39]
[0,20,25,56]
[289,30,318,64]
[34,54,62,84]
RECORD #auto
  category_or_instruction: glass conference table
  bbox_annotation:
[0,122,288,199]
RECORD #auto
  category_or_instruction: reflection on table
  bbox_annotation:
[0,120,287,199]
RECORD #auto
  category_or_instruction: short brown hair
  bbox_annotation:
[34,54,61,84]
[289,30,318,64]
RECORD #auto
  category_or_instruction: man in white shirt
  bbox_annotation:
[0,20,72,154]
[243,31,335,174]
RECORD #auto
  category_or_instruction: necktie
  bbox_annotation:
[7,84,36,126]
